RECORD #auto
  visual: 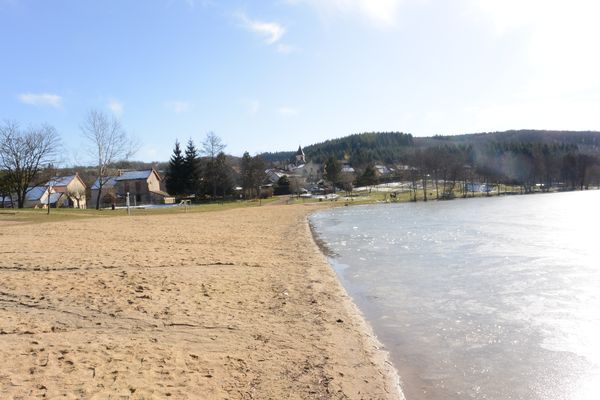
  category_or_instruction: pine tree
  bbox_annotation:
[166,140,185,196]
[184,138,200,195]
[324,155,341,193]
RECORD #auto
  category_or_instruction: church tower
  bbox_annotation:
[295,145,306,165]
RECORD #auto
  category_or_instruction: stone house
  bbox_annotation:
[90,176,118,208]
[91,169,173,207]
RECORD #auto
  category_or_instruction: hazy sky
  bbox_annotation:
[1,0,599,163]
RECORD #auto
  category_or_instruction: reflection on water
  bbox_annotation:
[310,191,600,400]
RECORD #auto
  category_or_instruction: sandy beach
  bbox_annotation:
[0,204,401,399]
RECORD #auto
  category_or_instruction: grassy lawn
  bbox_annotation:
[0,198,279,225]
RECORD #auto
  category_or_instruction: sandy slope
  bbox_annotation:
[0,204,401,399]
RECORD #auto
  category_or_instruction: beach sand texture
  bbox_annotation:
[0,205,401,399]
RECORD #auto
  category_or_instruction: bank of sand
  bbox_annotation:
[0,204,402,399]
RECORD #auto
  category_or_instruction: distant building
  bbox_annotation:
[21,174,87,208]
[23,186,64,208]
[295,145,306,166]
[46,174,87,209]
[90,169,174,207]
[265,168,288,184]
[341,164,355,174]
[90,176,118,208]
[374,164,392,176]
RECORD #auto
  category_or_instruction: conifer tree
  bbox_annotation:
[324,155,341,193]
[166,140,185,195]
[183,138,200,195]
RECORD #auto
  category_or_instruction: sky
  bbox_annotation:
[1,0,599,164]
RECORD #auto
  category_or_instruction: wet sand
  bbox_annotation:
[0,204,402,399]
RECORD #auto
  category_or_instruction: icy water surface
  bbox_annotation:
[310,191,600,400]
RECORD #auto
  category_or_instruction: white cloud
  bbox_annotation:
[287,0,406,27]
[164,100,192,113]
[18,93,62,108]
[107,99,124,117]
[278,106,299,116]
[237,12,286,44]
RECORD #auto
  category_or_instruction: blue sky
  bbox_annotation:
[1,0,599,163]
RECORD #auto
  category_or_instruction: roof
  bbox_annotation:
[26,186,49,201]
[48,192,63,204]
[115,169,155,181]
[46,175,76,187]
[91,176,118,190]
[296,146,304,156]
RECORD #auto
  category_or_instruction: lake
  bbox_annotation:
[309,191,600,400]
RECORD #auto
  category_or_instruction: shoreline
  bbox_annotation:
[0,204,403,399]
[304,209,405,400]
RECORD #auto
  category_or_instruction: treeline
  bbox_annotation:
[347,142,600,200]
[164,133,266,200]
[260,132,414,165]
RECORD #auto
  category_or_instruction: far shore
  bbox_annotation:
[0,203,402,399]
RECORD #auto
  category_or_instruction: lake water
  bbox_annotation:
[309,191,600,400]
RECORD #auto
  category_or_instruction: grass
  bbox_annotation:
[0,198,279,225]
[0,184,548,225]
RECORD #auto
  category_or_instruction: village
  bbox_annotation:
[0,145,404,210]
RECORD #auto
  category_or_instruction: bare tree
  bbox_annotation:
[81,110,138,209]
[0,121,62,208]
[201,131,226,200]
[67,187,86,209]
[289,175,306,198]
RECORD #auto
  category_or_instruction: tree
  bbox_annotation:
[274,175,291,195]
[0,121,61,208]
[214,152,233,199]
[201,132,226,200]
[240,151,266,199]
[324,155,341,193]
[289,175,306,198]
[183,139,201,195]
[166,140,186,196]
[0,170,13,208]
[358,164,378,189]
[339,171,354,196]
[81,110,137,209]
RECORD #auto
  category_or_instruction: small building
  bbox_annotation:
[90,176,118,208]
[374,165,392,176]
[46,174,87,209]
[23,186,65,208]
[265,168,288,184]
[341,164,355,174]
[114,169,171,205]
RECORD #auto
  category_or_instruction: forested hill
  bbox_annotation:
[260,132,414,164]
[422,130,600,150]
[261,130,600,166]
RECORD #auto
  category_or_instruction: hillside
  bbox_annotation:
[262,130,600,167]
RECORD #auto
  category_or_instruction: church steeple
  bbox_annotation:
[295,145,306,165]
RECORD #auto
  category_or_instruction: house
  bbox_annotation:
[374,165,392,176]
[341,164,355,174]
[265,169,288,184]
[90,176,118,208]
[114,169,174,205]
[292,161,321,182]
[46,174,87,209]
[23,186,65,208]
